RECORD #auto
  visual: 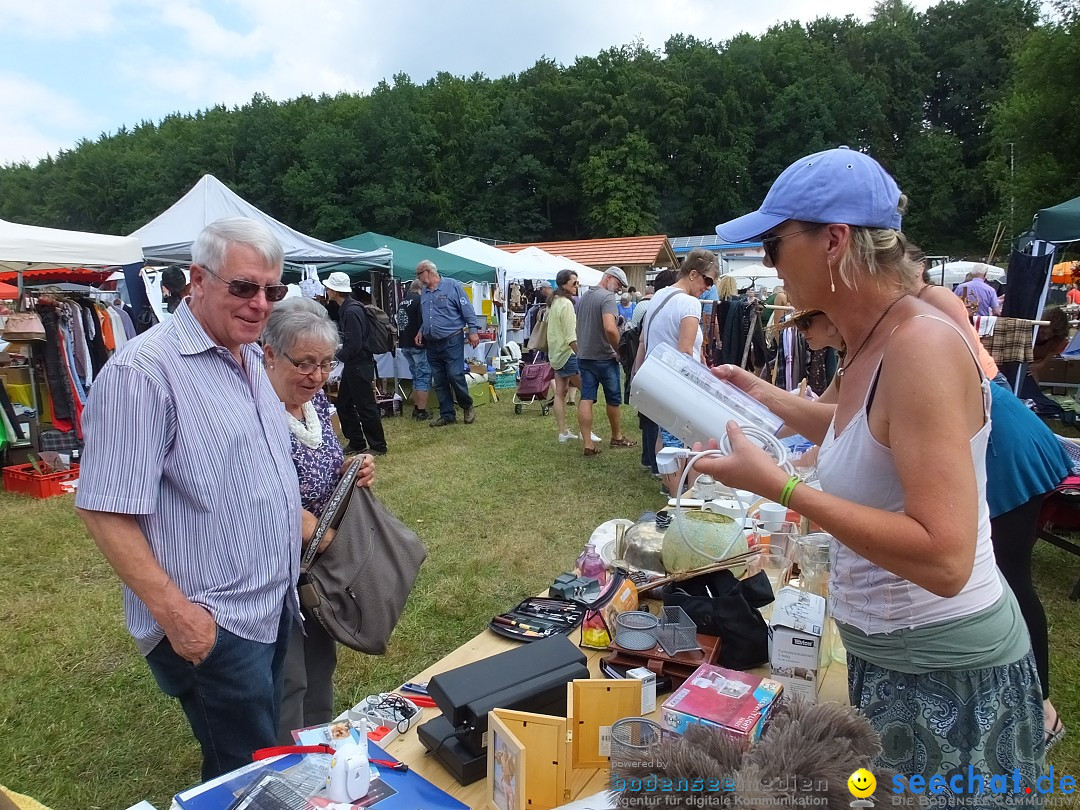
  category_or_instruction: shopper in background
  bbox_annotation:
[633,248,717,494]
[576,266,638,456]
[418,259,480,427]
[632,270,677,476]
[547,269,586,443]
[397,278,431,420]
[323,272,387,455]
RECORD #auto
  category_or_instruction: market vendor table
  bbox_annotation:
[380,618,850,808]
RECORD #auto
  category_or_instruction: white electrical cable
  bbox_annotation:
[665,426,796,563]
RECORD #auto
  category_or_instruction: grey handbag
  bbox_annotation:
[298,458,427,654]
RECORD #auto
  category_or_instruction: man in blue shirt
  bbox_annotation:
[417,259,480,426]
[954,265,1002,316]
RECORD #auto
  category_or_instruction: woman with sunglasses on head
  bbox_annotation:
[548,269,586,443]
[633,248,719,494]
[699,148,1043,795]
[263,297,376,743]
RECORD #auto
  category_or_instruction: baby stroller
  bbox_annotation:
[513,358,555,415]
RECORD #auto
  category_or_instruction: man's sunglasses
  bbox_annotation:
[201,264,288,302]
[761,225,823,266]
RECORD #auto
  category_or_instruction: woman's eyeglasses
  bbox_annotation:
[200,264,289,302]
[761,226,823,265]
[793,312,820,330]
[283,351,334,375]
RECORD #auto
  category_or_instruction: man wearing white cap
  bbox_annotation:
[575,266,637,456]
[323,271,386,455]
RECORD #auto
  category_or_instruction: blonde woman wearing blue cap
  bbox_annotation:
[697,147,1042,793]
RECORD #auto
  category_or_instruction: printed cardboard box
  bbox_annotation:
[660,664,782,744]
[769,586,827,702]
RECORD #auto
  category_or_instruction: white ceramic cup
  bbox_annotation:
[757,501,789,532]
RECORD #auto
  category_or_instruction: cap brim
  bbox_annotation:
[715,210,787,243]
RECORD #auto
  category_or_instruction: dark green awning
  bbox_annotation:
[1033,195,1080,243]
[327,231,497,283]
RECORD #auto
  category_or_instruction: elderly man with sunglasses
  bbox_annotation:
[76,218,302,781]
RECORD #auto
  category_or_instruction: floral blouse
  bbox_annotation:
[289,390,345,518]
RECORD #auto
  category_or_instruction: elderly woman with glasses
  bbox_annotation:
[263,297,376,742]
[698,148,1042,795]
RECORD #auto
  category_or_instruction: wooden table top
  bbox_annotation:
[380,621,850,808]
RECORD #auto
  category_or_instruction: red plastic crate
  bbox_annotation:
[2,463,79,498]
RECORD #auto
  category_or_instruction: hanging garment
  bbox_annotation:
[39,306,75,432]
[115,304,136,339]
[65,301,91,387]
[83,305,109,375]
[95,304,116,352]
[982,318,1035,366]
[1002,251,1053,320]
[106,304,127,351]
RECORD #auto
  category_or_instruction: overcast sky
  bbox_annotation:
[0,0,937,166]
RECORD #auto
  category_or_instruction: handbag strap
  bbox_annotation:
[301,457,363,569]
[642,289,691,354]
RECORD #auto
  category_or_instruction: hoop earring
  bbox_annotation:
[828,257,836,293]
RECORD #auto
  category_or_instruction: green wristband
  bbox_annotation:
[779,475,800,508]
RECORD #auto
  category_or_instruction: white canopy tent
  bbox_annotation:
[510,246,604,287]
[0,218,143,274]
[439,238,575,349]
[927,261,1006,288]
[439,237,541,277]
[722,264,782,291]
[131,175,392,269]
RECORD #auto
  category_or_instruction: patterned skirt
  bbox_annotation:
[848,651,1045,803]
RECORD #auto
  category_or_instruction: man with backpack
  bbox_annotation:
[417,259,480,427]
[323,271,387,455]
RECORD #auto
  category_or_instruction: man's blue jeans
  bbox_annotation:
[146,608,291,781]
[426,332,473,422]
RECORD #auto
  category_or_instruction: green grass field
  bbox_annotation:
[1,401,1078,808]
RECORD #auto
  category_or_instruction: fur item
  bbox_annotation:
[611,699,920,808]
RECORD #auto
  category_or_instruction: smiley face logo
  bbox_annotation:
[848,768,876,798]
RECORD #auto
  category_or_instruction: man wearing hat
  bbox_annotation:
[576,266,638,455]
[323,271,387,455]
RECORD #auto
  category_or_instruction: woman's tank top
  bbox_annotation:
[817,315,1002,634]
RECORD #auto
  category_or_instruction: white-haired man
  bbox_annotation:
[417,259,480,426]
[954,264,1001,317]
[76,218,300,780]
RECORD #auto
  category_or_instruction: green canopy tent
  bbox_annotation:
[1033,195,1080,243]
[329,231,496,282]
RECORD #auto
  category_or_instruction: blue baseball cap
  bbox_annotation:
[715,146,902,243]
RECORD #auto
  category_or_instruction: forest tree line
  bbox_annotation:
[0,0,1077,258]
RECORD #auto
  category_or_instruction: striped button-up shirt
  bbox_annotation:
[76,302,301,656]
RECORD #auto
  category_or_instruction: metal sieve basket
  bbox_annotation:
[613,611,659,651]
[655,605,700,655]
[609,717,665,789]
